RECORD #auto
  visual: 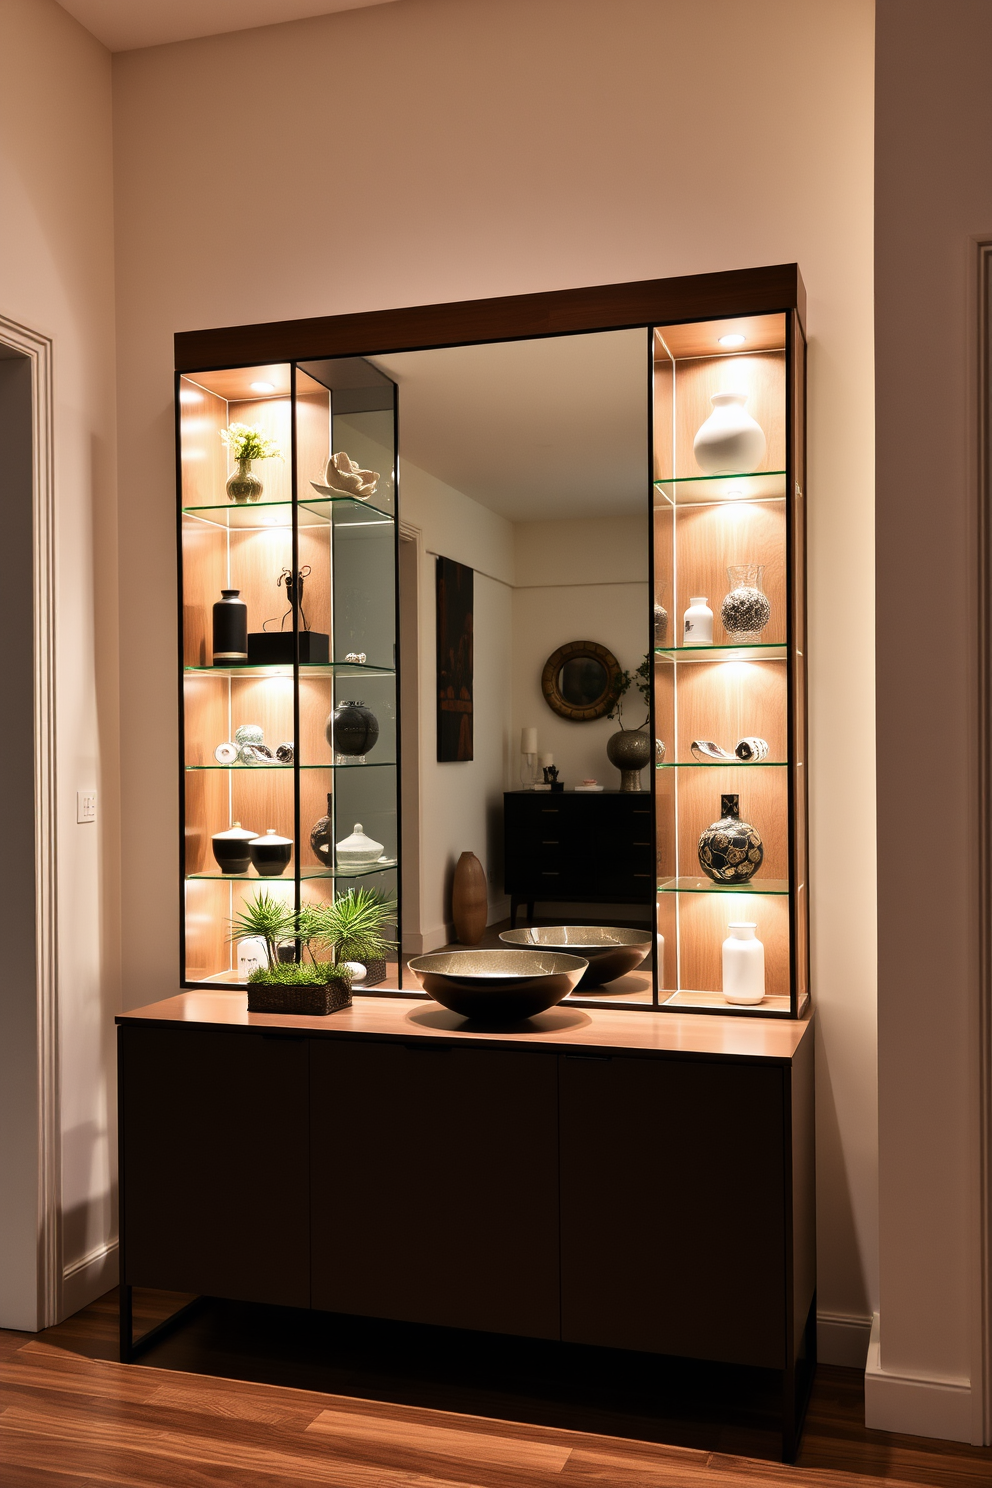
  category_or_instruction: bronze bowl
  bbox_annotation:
[499,926,652,989]
[407,950,588,1022]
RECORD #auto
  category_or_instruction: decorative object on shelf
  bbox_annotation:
[735,736,770,762]
[575,780,603,792]
[249,565,330,665]
[326,700,379,760]
[235,724,264,747]
[335,823,385,869]
[452,850,487,945]
[221,422,282,503]
[239,742,276,767]
[683,596,713,644]
[311,451,380,500]
[692,390,767,475]
[236,936,267,980]
[607,726,652,791]
[722,921,765,1004]
[214,741,238,765]
[246,962,353,1016]
[275,742,295,763]
[500,925,652,990]
[211,822,257,874]
[691,740,736,762]
[654,601,669,645]
[408,949,588,1022]
[721,564,771,644]
[344,652,367,665]
[309,794,333,865]
[542,764,563,792]
[343,961,367,983]
[541,639,621,722]
[436,555,474,761]
[248,828,293,876]
[227,889,296,971]
[212,589,248,665]
[656,738,666,763]
[698,793,764,884]
[520,726,538,789]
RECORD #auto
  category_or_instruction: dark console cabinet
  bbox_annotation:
[503,790,655,923]
[311,1040,559,1337]
[117,997,814,1457]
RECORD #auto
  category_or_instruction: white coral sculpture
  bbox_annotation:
[322,451,379,499]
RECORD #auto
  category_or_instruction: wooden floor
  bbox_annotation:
[1,1289,990,1488]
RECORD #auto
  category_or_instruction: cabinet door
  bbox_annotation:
[559,1054,786,1367]
[311,1040,559,1338]
[120,1026,310,1307]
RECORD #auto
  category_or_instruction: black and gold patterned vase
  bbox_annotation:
[697,793,763,884]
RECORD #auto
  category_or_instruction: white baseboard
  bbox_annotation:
[817,1310,872,1367]
[61,1239,118,1320]
[864,1313,975,1442]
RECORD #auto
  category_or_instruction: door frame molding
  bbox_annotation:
[0,311,60,1327]
[976,240,992,1443]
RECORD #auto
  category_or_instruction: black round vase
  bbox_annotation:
[326,700,379,758]
[697,793,764,884]
[310,794,333,865]
[212,588,248,664]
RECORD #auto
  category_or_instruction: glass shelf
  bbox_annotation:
[185,760,395,771]
[188,859,398,882]
[653,470,786,506]
[656,760,787,768]
[654,642,787,664]
[185,662,394,679]
[657,876,791,895]
[181,495,395,529]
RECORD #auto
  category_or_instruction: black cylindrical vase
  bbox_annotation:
[213,588,248,664]
[326,701,379,758]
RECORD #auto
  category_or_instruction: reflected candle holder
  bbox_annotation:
[721,564,771,645]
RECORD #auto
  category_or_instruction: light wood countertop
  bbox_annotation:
[118,991,812,1063]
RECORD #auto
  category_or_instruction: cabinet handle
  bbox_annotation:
[541,871,560,877]
[632,873,651,878]
[541,839,559,845]
[633,841,651,847]
[564,1052,612,1062]
[540,808,560,814]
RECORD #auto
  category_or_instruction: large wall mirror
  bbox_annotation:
[370,329,655,1002]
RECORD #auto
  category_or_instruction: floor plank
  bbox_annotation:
[306,1405,574,1473]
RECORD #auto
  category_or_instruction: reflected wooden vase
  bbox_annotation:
[452,851,487,946]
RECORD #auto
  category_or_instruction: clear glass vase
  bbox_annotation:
[720,563,771,645]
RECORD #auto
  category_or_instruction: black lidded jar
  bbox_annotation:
[213,589,248,664]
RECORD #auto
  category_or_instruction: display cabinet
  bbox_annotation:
[177,357,401,989]
[651,311,807,1017]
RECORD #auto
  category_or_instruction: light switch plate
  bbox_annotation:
[77,791,97,824]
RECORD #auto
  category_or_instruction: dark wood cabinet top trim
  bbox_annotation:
[117,991,812,1063]
[174,265,806,372]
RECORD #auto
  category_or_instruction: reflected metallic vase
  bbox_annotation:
[606,727,652,791]
[309,794,333,866]
[654,601,668,645]
[721,564,771,645]
[326,700,379,760]
[226,457,263,504]
[698,793,763,884]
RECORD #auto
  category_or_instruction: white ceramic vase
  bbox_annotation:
[693,392,767,475]
[682,596,713,644]
[722,922,765,1004]
[335,822,384,868]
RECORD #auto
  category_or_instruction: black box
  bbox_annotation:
[247,631,330,665]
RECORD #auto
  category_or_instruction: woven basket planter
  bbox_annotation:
[246,977,352,1016]
[356,957,387,988]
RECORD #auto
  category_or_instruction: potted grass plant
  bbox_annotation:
[228,887,397,1015]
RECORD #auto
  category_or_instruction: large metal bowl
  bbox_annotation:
[499,926,652,989]
[407,949,588,1022]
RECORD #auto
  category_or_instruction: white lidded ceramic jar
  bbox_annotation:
[682,596,713,645]
[722,922,765,1004]
[335,822,384,868]
[693,391,767,475]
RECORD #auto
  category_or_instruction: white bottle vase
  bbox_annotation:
[722,922,765,1004]
[693,392,767,475]
[682,596,713,645]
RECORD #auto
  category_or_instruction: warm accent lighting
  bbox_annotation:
[718,333,746,347]
[250,380,276,393]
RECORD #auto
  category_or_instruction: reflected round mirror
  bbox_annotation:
[542,640,621,722]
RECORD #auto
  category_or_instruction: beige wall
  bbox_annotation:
[870,0,992,1442]
[112,0,876,1352]
[0,0,119,1322]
